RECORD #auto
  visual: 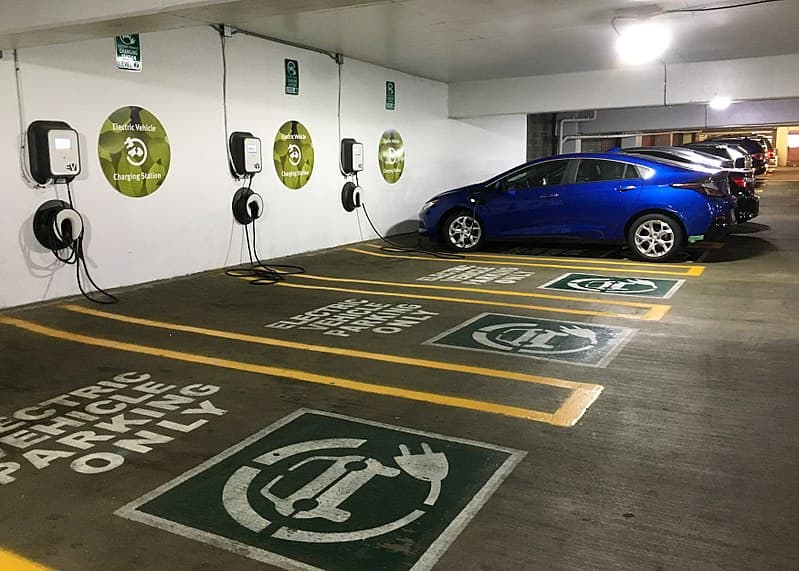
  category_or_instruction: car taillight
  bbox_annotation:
[768,150,775,159]
[672,177,725,197]
[753,153,765,160]
[730,175,746,188]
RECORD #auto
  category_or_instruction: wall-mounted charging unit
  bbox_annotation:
[340,138,363,213]
[28,120,117,304]
[33,200,84,251]
[340,138,364,175]
[232,187,264,225]
[27,120,81,185]
[229,131,262,179]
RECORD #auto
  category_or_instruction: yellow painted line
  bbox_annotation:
[551,385,604,428]
[0,316,595,426]
[292,273,670,320]
[361,242,705,271]
[62,304,593,391]
[0,549,52,571]
[274,280,653,320]
[347,247,705,277]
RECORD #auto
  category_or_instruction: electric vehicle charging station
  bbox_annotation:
[27,120,116,303]
[226,130,304,284]
[229,131,265,224]
[28,121,83,249]
[340,137,364,212]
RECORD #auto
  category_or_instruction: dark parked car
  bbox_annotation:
[704,136,768,175]
[419,153,737,261]
[751,136,777,172]
[616,146,759,222]
[683,142,759,221]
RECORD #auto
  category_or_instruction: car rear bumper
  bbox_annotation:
[735,194,760,222]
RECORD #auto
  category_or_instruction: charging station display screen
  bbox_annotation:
[55,138,72,150]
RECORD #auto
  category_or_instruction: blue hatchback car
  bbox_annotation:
[419,153,737,260]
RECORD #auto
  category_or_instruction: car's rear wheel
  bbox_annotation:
[627,213,684,261]
[443,210,483,251]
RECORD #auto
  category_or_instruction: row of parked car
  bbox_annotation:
[419,135,772,261]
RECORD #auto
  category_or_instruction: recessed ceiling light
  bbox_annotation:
[616,21,671,65]
[709,96,732,110]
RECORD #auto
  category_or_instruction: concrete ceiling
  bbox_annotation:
[1,0,796,82]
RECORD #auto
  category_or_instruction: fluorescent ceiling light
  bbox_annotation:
[709,96,732,110]
[616,21,670,65]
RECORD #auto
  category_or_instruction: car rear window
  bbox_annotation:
[575,159,636,182]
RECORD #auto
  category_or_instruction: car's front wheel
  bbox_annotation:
[443,210,483,251]
[627,213,684,261]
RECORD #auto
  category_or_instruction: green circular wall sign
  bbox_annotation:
[98,106,171,197]
[378,129,405,184]
[273,120,314,190]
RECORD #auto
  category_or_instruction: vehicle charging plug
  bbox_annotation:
[394,443,449,506]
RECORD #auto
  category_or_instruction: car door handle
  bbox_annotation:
[614,185,637,192]
[539,193,559,199]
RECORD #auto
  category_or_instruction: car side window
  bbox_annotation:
[503,160,569,190]
[575,159,632,183]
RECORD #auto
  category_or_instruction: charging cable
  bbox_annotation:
[56,183,118,304]
[355,173,464,260]
[225,176,306,286]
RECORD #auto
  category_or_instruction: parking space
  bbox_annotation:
[1,178,799,569]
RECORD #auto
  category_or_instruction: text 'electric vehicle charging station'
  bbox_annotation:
[28,120,117,304]
[227,131,304,285]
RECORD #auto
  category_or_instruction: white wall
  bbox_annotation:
[449,53,799,118]
[0,27,525,308]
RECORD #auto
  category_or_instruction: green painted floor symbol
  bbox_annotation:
[539,272,685,299]
[425,312,635,368]
[116,409,524,571]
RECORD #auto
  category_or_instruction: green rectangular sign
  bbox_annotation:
[285,59,299,95]
[116,409,523,571]
[386,80,396,110]
[539,273,685,299]
[425,312,634,368]
[115,34,141,72]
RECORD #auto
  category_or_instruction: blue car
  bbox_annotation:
[419,153,737,261]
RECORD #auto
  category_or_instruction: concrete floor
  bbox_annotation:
[1,172,798,570]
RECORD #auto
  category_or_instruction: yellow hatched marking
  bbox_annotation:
[272,280,655,320]
[1,316,600,426]
[347,247,705,277]
[63,304,590,391]
[292,273,670,320]
[362,242,703,269]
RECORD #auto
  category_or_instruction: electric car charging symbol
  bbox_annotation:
[222,438,449,543]
[287,143,302,167]
[124,137,148,167]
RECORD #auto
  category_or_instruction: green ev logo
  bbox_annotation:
[223,438,448,542]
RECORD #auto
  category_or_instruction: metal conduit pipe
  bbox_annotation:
[560,132,644,153]
[558,110,598,155]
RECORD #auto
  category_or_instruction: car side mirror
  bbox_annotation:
[734,157,745,169]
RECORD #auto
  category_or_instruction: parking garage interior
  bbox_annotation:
[1,1,799,570]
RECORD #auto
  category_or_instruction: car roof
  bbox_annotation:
[524,152,721,175]
[619,146,726,163]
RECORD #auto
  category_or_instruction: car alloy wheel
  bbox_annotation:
[446,213,482,250]
[632,217,677,259]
